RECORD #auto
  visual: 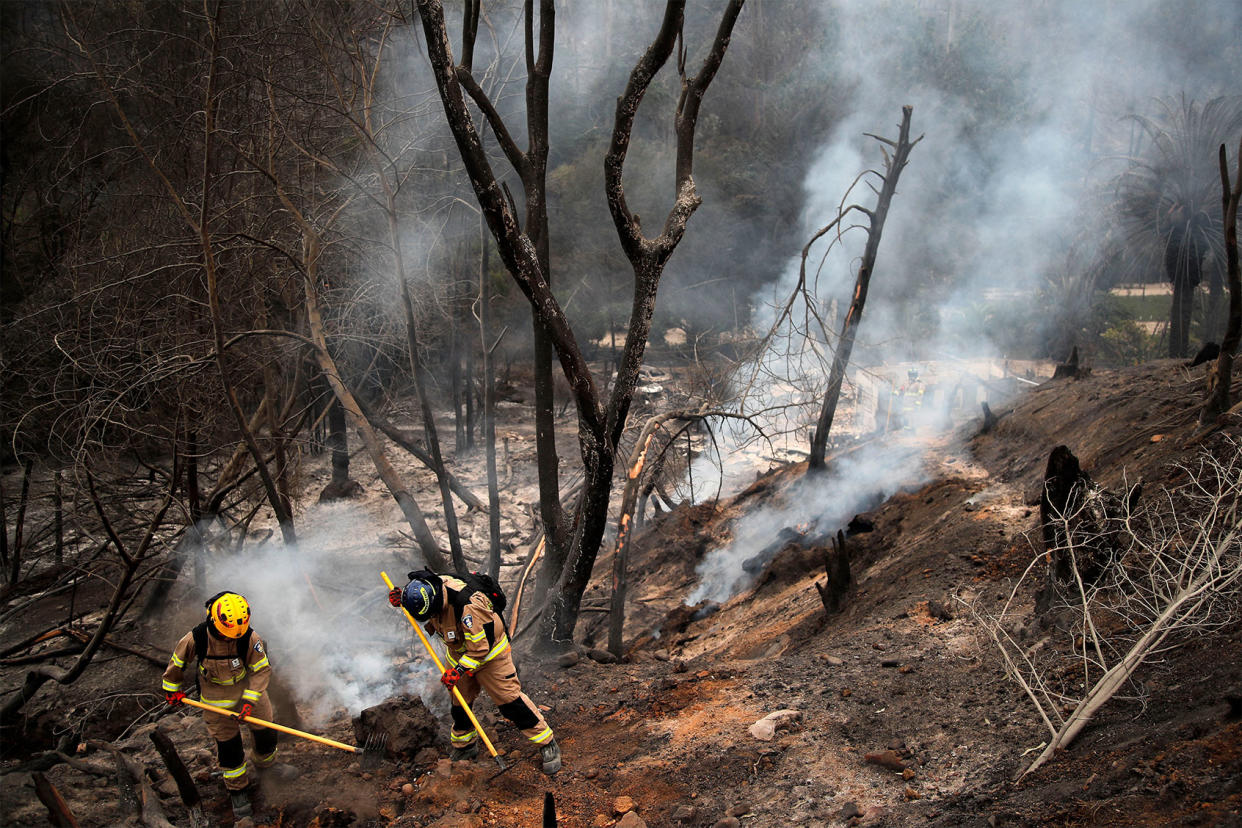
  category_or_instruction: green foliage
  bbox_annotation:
[1098,321,1163,367]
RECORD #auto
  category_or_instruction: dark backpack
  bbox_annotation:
[191,621,253,665]
[455,571,507,617]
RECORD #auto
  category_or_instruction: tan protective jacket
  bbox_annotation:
[162,627,272,710]
[426,575,510,674]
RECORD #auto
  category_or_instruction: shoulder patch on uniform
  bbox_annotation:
[254,642,263,652]
[463,614,473,629]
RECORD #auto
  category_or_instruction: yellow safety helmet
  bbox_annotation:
[208,592,251,639]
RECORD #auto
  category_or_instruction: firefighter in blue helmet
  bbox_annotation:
[389,572,560,774]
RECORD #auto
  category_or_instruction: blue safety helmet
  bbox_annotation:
[402,579,439,621]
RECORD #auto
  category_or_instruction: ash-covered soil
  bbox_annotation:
[2,358,1240,827]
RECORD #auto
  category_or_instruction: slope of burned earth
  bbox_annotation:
[2,359,1239,828]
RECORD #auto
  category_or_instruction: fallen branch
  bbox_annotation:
[63,628,167,667]
[32,771,79,828]
[150,729,203,822]
[359,402,485,511]
[0,468,175,720]
[98,740,175,828]
[1022,517,1241,777]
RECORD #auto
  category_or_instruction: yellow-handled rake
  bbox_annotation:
[381,571,508,773]
[180,697,387,770]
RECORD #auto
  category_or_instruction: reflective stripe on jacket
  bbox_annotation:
[161,628,272,702]
[428,576,509,672]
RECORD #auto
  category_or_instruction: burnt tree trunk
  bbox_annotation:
[186,431,204,592]
[1168,225,1206,360]
[1202,139,1241,423]
[7,459,33,587]
[328,395,349,486]
[54,470,64,567]
[808,107,921,470]
[417,0,744,647]
[1035,445,1136,616]
[1052,345,1081,379]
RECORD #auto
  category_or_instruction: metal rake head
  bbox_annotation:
[360,729,388,771]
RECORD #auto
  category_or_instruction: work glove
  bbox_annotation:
[165,691,185,707]
[388,587,404,608]
[239,702,254,719]
[440,666,471,689]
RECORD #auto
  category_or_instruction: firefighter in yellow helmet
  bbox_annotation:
[161,591,281,821]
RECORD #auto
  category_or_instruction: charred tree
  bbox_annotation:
[403,280,465,571]
[808,107,921,470]
[415,0,746,646]
[5,458,33,588]
[318,394,362,502]
[1201,139,1241,423]
[480,224,503,581]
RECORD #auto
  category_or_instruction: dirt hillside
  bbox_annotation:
[2,358,1240,827]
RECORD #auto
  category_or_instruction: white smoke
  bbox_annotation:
[201,501,447,724]
[688,438,924,604]
[688,0,1241,602]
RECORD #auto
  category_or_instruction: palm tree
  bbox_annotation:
[1113,95,1242,358]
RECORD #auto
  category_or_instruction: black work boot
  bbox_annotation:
[449,741,480,762]
[230,787,253,820]
[540,739,561,775]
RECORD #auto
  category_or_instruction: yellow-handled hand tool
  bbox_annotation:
[180,697,386,769]
[382,571,507,772]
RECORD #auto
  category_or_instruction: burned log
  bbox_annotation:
[150,729,201,811]
[33,772,79,828]
[100,740,175,828]
[742,527,802,575]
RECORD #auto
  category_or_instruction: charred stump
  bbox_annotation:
[1186,341,1221,367]
[814,530,852,617]
[1052,345,1083,379]
[1036,446,1136,615]
[543,791,557,827]
[979,401,1004,434]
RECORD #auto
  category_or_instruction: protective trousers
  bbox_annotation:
[202,693,277,790]
[449,647,552,750]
